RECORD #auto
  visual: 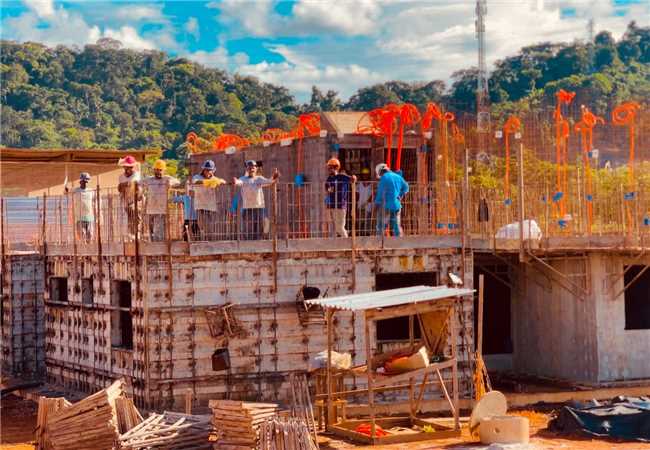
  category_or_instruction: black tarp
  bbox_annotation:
[548,397,650,441]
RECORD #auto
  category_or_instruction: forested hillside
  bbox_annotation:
[1,22,649,155]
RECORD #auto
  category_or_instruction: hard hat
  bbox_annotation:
[327,158,341,168]
[79,172,91,181]
[118,155,137,167]
[201,160,216,171]
[245,159,257,167]
[375,163,389,179]
[153,159,166,171]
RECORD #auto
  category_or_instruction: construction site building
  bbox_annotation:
[2,111,650,411]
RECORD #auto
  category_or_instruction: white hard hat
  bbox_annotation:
[375,163,389,179]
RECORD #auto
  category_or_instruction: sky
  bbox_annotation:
[1,0,649,102]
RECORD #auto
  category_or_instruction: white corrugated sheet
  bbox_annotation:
[305,285,474,311]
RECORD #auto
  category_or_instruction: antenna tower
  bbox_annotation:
[476,0,490,148]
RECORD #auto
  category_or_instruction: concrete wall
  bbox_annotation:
[1,254,45,378]
[512,255,599,382]
[592,253,650,381]
[512,251,650,383]
[142,245,473,408]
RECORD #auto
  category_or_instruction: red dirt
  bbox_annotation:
[3,395,650,449]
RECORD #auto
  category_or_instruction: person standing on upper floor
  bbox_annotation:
[117,155,142,239]
[172,181,199,242]
[66,172,95,242]
[232,160,279,240]
[192,159,227,240]
[324,158,355,238]
[142,159,180,242]
[356,167,373,235]
[374,163,409,237]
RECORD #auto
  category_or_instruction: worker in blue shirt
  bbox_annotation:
[172,182,199,241]
[374,163,409,237]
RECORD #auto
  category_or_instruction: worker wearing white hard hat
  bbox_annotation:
[142,159,180,241]
[233,160,279,240]
[374,163,409,237]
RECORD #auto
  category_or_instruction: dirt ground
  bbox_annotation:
[2,395,650,450]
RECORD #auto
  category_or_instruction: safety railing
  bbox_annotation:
[2,178,649,250]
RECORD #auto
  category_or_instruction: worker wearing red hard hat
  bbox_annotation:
[117,155,142,239]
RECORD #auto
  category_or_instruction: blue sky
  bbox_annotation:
[2,0,649,101]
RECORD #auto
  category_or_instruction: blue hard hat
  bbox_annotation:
[201,160,216,171]
[79,172,91,181]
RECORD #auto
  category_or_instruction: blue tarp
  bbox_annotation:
[549,397,650,441]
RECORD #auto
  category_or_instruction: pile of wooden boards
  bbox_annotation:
[36,379,142,450]
[258,417,318,450]
[119,411,212,449]
[209,400,279,449]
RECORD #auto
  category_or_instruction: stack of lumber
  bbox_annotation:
[115,397,144,434]
[209,400,279,449]
[119,411,212,449]
[258,417,318,450]
[36,397,71,450]
[36,380,142,450]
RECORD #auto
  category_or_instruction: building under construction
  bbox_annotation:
[2,106,650,411]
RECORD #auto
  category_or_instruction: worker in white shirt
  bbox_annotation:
[142,159,180,241]
[232,160,279,240]
[117,155,142,239]
[192,159,226,240]
[68,172,95,242]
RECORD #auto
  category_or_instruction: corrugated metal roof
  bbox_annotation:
[305,285,474,311]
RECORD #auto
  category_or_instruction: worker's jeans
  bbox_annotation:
[241,208,264,240]
[327,208,348,238]
[376,208,402,237]
[147,214,166,241]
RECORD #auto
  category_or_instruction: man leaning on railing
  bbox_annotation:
[374,163,409,237]
[192,159,226,240]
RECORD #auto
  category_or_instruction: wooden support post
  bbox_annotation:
[365,312,376,441]
[435,368,456,417]
[350,178,357,292]
[272,183,278,293]
[477,274,484,356]
[326,309,334,428]
[450,302,459,431]
[518,142,525,263]
[184,389,192,414]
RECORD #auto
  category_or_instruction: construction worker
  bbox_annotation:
[142,159,180,241]
[374,163,409,237]
[356,167,373,235]
[172,182,199,242]
[68,172,95,242]
[232,160,279,240]
[325,158,354,238]
[192,160,226,240]
[117,155,142,239]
